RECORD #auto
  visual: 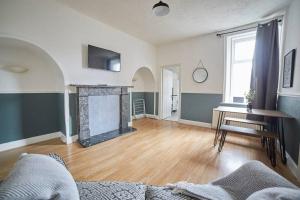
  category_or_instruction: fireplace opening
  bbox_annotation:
[74,85,136,147]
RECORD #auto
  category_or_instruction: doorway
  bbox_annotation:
[161,65,180,121]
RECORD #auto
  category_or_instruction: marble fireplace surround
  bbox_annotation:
[74,85,135,147]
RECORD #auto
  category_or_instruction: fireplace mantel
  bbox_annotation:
[74,85,135,147]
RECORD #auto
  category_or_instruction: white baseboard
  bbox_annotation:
[0,132,61,152]
[132,114,145,119]
[276,141,300,181]
[286,152,300,181]
[71,135,78,142]
[178,119,212,128]
[145,114,159,119]
[133,114,159,120]
[60,133,78,144]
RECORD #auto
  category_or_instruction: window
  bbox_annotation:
[224,31,256,103]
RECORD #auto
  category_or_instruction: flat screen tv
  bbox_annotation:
[88,45,121,72]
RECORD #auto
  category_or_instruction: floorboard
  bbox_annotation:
[0,118,298,186]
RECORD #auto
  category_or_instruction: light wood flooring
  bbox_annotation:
[0,118,299,186]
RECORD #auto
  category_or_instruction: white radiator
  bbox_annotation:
[212,108,259,129]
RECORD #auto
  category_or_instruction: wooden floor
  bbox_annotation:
[0,118,299,186]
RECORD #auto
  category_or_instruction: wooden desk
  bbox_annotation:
[215,106,292,118]
[214,106,292,164]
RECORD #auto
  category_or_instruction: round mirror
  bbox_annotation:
[192,68,208,83]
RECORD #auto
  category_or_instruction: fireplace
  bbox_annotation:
[73,85,135,147]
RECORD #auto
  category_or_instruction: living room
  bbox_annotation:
[0,0,300,199]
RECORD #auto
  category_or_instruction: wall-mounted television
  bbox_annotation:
[88,45,121,72]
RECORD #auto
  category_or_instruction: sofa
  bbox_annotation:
[0,153,299,200]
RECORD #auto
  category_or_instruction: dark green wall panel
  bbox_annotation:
[132,92,156,115]
[0,93,65,144]
[144,92,154,115]
[181,93,223,123]
[278,95,300,164]
[57,93,66,135]
[155,92,159,115]
[0,94,23,144]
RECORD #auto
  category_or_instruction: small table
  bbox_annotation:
[214,106,292,164]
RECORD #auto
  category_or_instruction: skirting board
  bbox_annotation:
[276,141,300,181]
[0,132,61,152]
[145,114,159,119]
[178,119,212,128]
[60,133,78,144]
[132,114,145,119]
[286,151,300,181]
[132,114,159,120]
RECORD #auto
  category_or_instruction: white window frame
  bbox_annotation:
[224,30,256,104]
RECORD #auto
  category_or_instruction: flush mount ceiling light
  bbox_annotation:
[0,65,29,73]
[153,1,170,16]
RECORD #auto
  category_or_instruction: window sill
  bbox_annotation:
[220,102,247,108]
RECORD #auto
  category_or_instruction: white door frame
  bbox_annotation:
[159,64,181,121]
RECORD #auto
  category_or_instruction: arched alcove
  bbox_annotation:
[131,67,157,118]
[0,37,66,145]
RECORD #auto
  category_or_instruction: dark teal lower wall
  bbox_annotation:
[155,92,159,115]
[132,92,156,115]
[278,95,300,164]
[0,93,65,144]
[144,92,155,115]
[181,93,223,123]
[57,93,65,135]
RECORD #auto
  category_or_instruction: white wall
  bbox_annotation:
[132,67,155,92]
[0,38,64,93]
[0,0,157,86]
[279,0,300,95]
[157,33,224,94]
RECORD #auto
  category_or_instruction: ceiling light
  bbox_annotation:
[0,65,29,73]
[153,1,170,17]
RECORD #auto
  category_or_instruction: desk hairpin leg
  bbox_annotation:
[214,111,224,146]
[276,118,282,160]
[280,118,287,164]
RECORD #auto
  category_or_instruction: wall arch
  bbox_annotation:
[132,66,155,92]
[0,37,66,147]
[0,35,66,85]
[131,66,158,118]
[0,37,65,92]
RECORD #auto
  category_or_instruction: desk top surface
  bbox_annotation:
[214,106,292,118]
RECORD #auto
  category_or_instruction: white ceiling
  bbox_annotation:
[57,0,292,45]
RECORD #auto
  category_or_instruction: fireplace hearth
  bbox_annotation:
[73,85,136,147]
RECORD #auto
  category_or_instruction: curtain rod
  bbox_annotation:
[216,19,282,37]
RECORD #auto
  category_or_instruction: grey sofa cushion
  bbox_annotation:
[0,154,79,200]
[210,161,298,200]
[77,181,146,200]
[246,187,300,200]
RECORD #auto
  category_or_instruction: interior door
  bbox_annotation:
[162,69,173,119]
[172,79,179,111]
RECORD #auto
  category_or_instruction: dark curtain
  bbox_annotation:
[249,20,279,122]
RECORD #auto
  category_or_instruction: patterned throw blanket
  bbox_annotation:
[167,182,232,200]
